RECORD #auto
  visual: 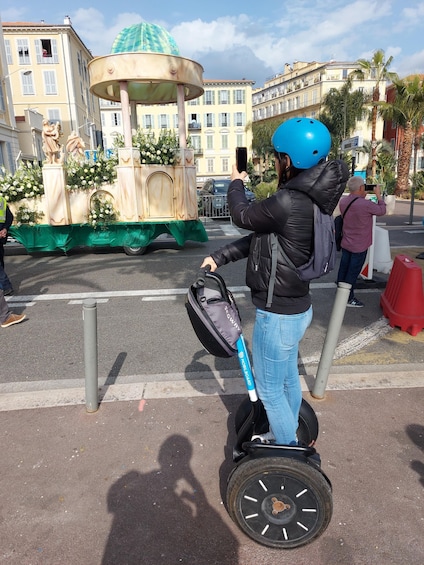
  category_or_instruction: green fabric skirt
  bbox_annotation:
[9,221,208,253]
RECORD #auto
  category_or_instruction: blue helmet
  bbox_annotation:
[272,117,331,169]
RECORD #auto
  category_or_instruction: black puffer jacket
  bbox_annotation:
[211,159,349,314]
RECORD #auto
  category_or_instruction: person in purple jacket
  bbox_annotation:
[336,176,386,307]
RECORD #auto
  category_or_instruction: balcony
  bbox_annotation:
[188,121,202,131]
[194,147,203,156]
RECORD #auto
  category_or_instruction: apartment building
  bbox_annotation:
[1,17,102,164]
[100,79,255,185]
[0,15,20,172]
[252,60,384,172]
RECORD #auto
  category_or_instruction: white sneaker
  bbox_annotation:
[251,431,276,444]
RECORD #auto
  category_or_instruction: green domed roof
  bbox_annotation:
[111,22,180,56]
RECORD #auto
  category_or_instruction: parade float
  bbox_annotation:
[7,22,207,255]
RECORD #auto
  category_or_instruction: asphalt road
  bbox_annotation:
[1,198,424,393]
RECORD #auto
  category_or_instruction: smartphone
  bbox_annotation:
[365,184,376,192]
[236,147,248,173]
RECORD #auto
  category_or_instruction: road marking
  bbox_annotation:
[302,317,392,365]
[5,282,344,304]
[68,298,109,304]
[142,296,177,302]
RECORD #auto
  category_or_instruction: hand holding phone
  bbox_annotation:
[236,147,248,173]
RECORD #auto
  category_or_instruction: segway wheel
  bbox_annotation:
[234,396,319,446]
[226,456,332,549]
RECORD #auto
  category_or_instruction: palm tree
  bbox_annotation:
[380,75,424,195]
[352,49,398,180]
[356,138,394,180]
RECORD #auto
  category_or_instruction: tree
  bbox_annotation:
[320,76,368,156]
[352,49,398,180]
[380,75,424,195]
[356,138,394,181]
[248,118,281,181]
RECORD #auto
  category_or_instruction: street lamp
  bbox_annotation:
[1,68,32,82]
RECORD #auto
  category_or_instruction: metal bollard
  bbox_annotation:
[83,299,99,412]
[311,282,351,399]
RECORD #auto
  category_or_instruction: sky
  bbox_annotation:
[2,0,424,88]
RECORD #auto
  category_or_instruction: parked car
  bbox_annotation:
[198,178,256,218]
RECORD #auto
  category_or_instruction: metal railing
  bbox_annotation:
[197,194,231,219]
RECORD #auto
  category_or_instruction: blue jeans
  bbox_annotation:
[337,249,367,300]
[252,306,313,445]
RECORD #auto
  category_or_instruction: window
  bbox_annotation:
[47,109,61,124]
[35,39,58,64]
[22,71,35,95]
[204,90,215,105]
[222,158,229,173]
[159,114,169,128]
[234,89,245,104]
[219,113,230,127]
[41,39,51,58]
[17,39,30,64]
[5,40,12,65]
[234,112,245,127]
[206,135,213,150]
[43,70,57,95]
[191,135,201,150]
[221,134,228,150]
[342,69,348,80]
[143,114,154,129]
[218,89,230,104]
[0,84,5,112]
[236,134,244,147]
[173,114,179,128]
[189,113,200,129]
[111,112,121,127]
[207,158,214,173]
[205,113,214,128]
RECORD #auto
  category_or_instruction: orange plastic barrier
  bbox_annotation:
[380,254,424,336]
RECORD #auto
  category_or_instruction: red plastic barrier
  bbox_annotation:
[380,254,424,336]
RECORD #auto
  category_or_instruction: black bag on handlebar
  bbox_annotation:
[185,271,242,358]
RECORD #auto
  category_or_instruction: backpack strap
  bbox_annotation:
[341,196,360,219]
[266,233,280,308]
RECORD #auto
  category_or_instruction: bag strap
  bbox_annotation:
[266,233,280,308]
[341,196,360,219]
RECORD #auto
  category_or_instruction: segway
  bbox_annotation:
[185,269,332,549]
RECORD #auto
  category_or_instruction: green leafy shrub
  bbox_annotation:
[253,181,278,201]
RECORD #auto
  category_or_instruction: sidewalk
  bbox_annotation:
[1,385,423,565]
[1,246,424,564]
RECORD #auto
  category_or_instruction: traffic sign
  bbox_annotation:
[341,136,363,151]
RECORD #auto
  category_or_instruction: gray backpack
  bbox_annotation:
[267,203,336,307]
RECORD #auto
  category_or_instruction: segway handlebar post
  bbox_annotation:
[311,282,351,399]
[236,335,258,402]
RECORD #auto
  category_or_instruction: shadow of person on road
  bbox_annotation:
[102,434,239,565]
[406,423,424,488]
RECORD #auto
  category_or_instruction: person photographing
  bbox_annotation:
[336,176,386,307]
